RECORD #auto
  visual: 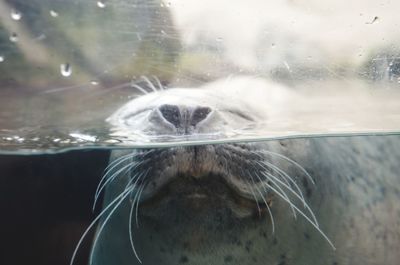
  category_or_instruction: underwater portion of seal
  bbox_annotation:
[86,136,400,265]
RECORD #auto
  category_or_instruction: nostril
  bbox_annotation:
[158,104,181,128]
[191,106,212,126]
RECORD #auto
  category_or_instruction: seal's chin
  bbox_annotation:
[139,173,268,219]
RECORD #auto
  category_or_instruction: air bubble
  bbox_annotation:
[50,10,59,17]
[11,9,22,20]
[60,63,72,77]
[97,1,106,8]
[9,33,18,42]
[271,43,276,48]
[216,37,223,42]
[0,56,4,62]
[90,80,99,85]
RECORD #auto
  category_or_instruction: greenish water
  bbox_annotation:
[1,135,400,265]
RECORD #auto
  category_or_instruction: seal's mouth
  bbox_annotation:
[125,145,273,217]
[141,173,259,206]
[138,172,272,219]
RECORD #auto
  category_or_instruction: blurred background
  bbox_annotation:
[0,0,400,150]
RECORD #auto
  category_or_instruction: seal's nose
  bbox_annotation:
[158,104,181,128]
[158,104,212,131]
[190,106,212,126]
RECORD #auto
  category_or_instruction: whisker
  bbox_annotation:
[254,171,297,219]
[128,183,147,264]
[93,159,142,210]
[244,177,262,216]
[131,83,149,94]
[95,153,137,202]
[259,160,306,206]
[70,184,134,265]
[152,75,164,91]
[260,171,319,226]
[93,151,154,210]
[89,172,144,264]
[249,176,275,234]
[141,75,158,92]
[127,171,149,264]
[135,182,147,227]
[260,150,315,185]
[265,183,335,250]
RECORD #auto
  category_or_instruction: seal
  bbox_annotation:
[76,77,400,265]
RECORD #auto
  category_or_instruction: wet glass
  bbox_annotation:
[0,0,399,152]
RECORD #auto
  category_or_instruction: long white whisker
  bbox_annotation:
[248,175,275,234]
[254,172,297,219]
[260,171,319,226]
[94,153,137,204]
[135,183,147,227]
[93,156,150,211]
[265,183,335,250]
[93,160,139,210]
[259,160,306,206]
[127,171,149,263]
[128,184,147,264]
[152,75,164,91]
[244,177,262,215]
[260,150,315,185]
[131,83,149,94]
[70,185,134,265]
[89,174,140,264]
[141,75,157,92]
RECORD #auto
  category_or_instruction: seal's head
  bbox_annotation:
[94,77,330,265]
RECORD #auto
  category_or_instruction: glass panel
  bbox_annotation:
[0,0,399,153]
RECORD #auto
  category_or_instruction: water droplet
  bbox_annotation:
[90,80,99,85]
[216,37,223,42]
[397,77,400,83]
[60,63,72,77]
[366,16,379,24]
[97,1,106,8]
[271,43,276,48]
[166,2,171,7]
[11,9,22,20]
[0,56,4,62]
[50,10,59,17]
[9,32,18,42]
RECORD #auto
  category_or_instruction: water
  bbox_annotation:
[1,135,400,265]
